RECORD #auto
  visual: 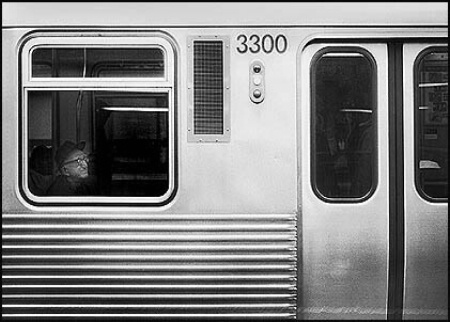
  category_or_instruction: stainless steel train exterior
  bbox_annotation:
[2,3,448,320]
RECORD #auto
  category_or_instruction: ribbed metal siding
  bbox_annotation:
[2,214,297,319]
[193,40,224,135]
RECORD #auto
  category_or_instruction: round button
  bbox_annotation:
[253,89,262,98]
[253,75,262,86]
[253,65,262,73]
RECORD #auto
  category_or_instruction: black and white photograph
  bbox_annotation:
[2,2,448,320]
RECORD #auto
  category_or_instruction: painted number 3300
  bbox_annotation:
[237,34,288,54]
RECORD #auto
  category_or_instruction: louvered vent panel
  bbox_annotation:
[193,41,224,135]
[2,214,297,319]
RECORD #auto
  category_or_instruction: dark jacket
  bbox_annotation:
[46,175,98,196]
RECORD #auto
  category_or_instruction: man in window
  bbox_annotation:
[46,140,98,196]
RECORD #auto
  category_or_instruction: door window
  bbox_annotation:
[415,48,448,200]
[311,48,377,201]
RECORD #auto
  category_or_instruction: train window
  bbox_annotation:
[27,90,169,197]
[415,48,448,200]
[311,48,377,201]
[32,48,165,78]
[22,35,175,205]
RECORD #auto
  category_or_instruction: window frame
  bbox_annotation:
[414,46,448,202]
[310,46,378,203]
[19,32,177,207]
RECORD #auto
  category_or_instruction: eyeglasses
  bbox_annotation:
[62,155,89,168]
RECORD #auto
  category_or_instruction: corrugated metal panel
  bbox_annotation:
[2,214,297,319]
[193,40,224,135]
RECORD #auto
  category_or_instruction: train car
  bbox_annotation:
[2,2,448,320]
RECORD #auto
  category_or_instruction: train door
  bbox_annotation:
[299,41,448,319]
[402,43,448,320]
[300,42,389,319]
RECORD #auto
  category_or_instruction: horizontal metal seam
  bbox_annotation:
[2,264,296,270]
[2,294,295,298]
[3,284,296,289]
[2,314,296,317]
[3,244,296,250]
[4,274,296,279]
[3,224,295,230]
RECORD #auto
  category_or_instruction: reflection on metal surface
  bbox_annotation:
[2,213,297,318]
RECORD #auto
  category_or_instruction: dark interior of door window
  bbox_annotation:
[312,51,376,200]
[416,50,448,200]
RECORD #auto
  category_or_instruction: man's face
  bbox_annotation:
[62,149,89,179]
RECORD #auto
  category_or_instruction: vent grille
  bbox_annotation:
[193,41,224,135]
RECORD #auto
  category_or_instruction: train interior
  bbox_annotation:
[313,52,375,199]
[27,48,169,197]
